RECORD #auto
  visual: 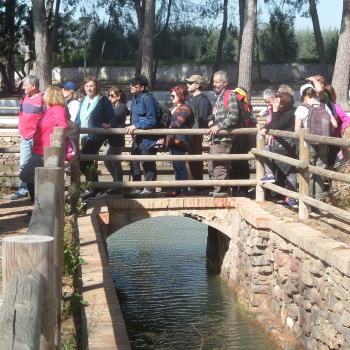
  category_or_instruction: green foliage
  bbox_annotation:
[258,8,298,62]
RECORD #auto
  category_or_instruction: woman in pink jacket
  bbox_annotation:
[20,86,70,201]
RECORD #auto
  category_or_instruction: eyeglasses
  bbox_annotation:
[85,84,96,89]
[187,82,196,85]
[170,94,176,99]
[108,94,117,98]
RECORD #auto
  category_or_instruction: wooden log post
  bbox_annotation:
[0,267,43,350]
[34,163,64,349]
[69,127,80,214]
[255,124,265,202]
[299,129,311,220]
[2,235,55,350]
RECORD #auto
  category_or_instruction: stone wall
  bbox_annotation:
[0,133,20,165]
[52,62,335,85]
[219,200,350,350]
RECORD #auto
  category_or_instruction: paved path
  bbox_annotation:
[77,203,131,350]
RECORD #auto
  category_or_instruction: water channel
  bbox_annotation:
[107,216,278,350]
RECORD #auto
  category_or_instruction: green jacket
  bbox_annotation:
[213,89,239,142]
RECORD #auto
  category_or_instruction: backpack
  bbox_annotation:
[305,102,332,144]
[223,89,255,128]
[143,93,172,129]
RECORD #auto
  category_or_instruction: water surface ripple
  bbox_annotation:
[108,216,278,350]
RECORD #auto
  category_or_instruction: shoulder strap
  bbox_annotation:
[223,90,235,110]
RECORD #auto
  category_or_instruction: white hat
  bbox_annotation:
[300,83,316,101]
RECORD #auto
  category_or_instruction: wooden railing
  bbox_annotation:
[0,127,79,350]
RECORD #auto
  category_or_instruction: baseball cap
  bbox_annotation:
[130,73,149,86]
[299,83,316,101]
[61,81,78,91]
[185,75,203,84]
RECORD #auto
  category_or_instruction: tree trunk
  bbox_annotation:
[238,0,245,63]
[210,0,228,87]
[32,0,52,90]
[309,0,329,82]
[237,0,257,98]
[152,0,173,88]
[4,0,15,91]
[255,33,262,83]
[135,0,145,74]
[141,0,155,90]
[332,0,350,110]
[49,0,61,66]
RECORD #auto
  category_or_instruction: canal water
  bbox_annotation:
[107,216,278,350]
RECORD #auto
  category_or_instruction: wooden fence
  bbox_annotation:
[1,123,350,348]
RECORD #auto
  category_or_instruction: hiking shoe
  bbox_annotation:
[124,188,142,198]
[138,188,156,198]
[260,175,275,183]
[212,192,230,198]
[84,189,107,200]
[278,197,298,208]
[11,192,28,200]
[106,188,122,195]
[165,191,182,197]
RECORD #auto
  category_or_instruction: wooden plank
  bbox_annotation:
[261,182,299,200]
[0,267,43,350]
[304,133,350,147]
[299,129,311,220]
[308,165,350,183]
[251,148,308,169]
[89,179,257,189]
[80,153,256,162]
[267,129,300,140]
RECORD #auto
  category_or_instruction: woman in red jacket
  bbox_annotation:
[20,85,70,202]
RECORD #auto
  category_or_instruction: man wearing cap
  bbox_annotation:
[61,81,80,122]
[208,70,239,198]
[124,73,160,198]
[186,75,212,194]
[11,75,44,201]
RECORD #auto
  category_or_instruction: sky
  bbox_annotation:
[259,0,343,30]
[74,0,344,31]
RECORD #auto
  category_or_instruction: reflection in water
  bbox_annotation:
[107,216,278,350]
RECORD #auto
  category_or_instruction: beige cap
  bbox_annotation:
[185,75,203,84]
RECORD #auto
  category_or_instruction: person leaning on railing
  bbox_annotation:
[165,85,194,197]
[102,86,129,195]
[295,84,338,204]
[259,93,298,208]
[20,86,74,205]
[75,76,116,200]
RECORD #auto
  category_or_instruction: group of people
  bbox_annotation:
[12,70,349,210]
[259,75,350,209]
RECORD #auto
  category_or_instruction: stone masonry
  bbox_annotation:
[220,200,350,350]
[0,133,20,165]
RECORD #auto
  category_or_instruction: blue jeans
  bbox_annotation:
[18,136,33,195]
[130,141,157,191]
[169,145,189,194]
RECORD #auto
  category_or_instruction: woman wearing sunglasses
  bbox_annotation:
[103,86,129,194]
[166,85,194,196]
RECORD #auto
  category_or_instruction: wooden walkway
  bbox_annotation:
[77,203,131,350]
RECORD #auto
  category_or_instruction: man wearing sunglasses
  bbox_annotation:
[185,75,212,194]
[124,73,160,198]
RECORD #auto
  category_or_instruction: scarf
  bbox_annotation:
[79,95,100,136]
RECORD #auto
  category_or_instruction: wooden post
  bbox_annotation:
[69,127,80,213]
[0,267,43,350]
[255,124,265,202]
[299,129,310,220]
[35,163,64,350]
[2,235,55,350]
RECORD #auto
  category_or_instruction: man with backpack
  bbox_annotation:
[186,75,212,194]
[124,74,160,198]
[208,70,239,198]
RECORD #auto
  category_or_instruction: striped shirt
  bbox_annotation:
[18,92,44,139]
